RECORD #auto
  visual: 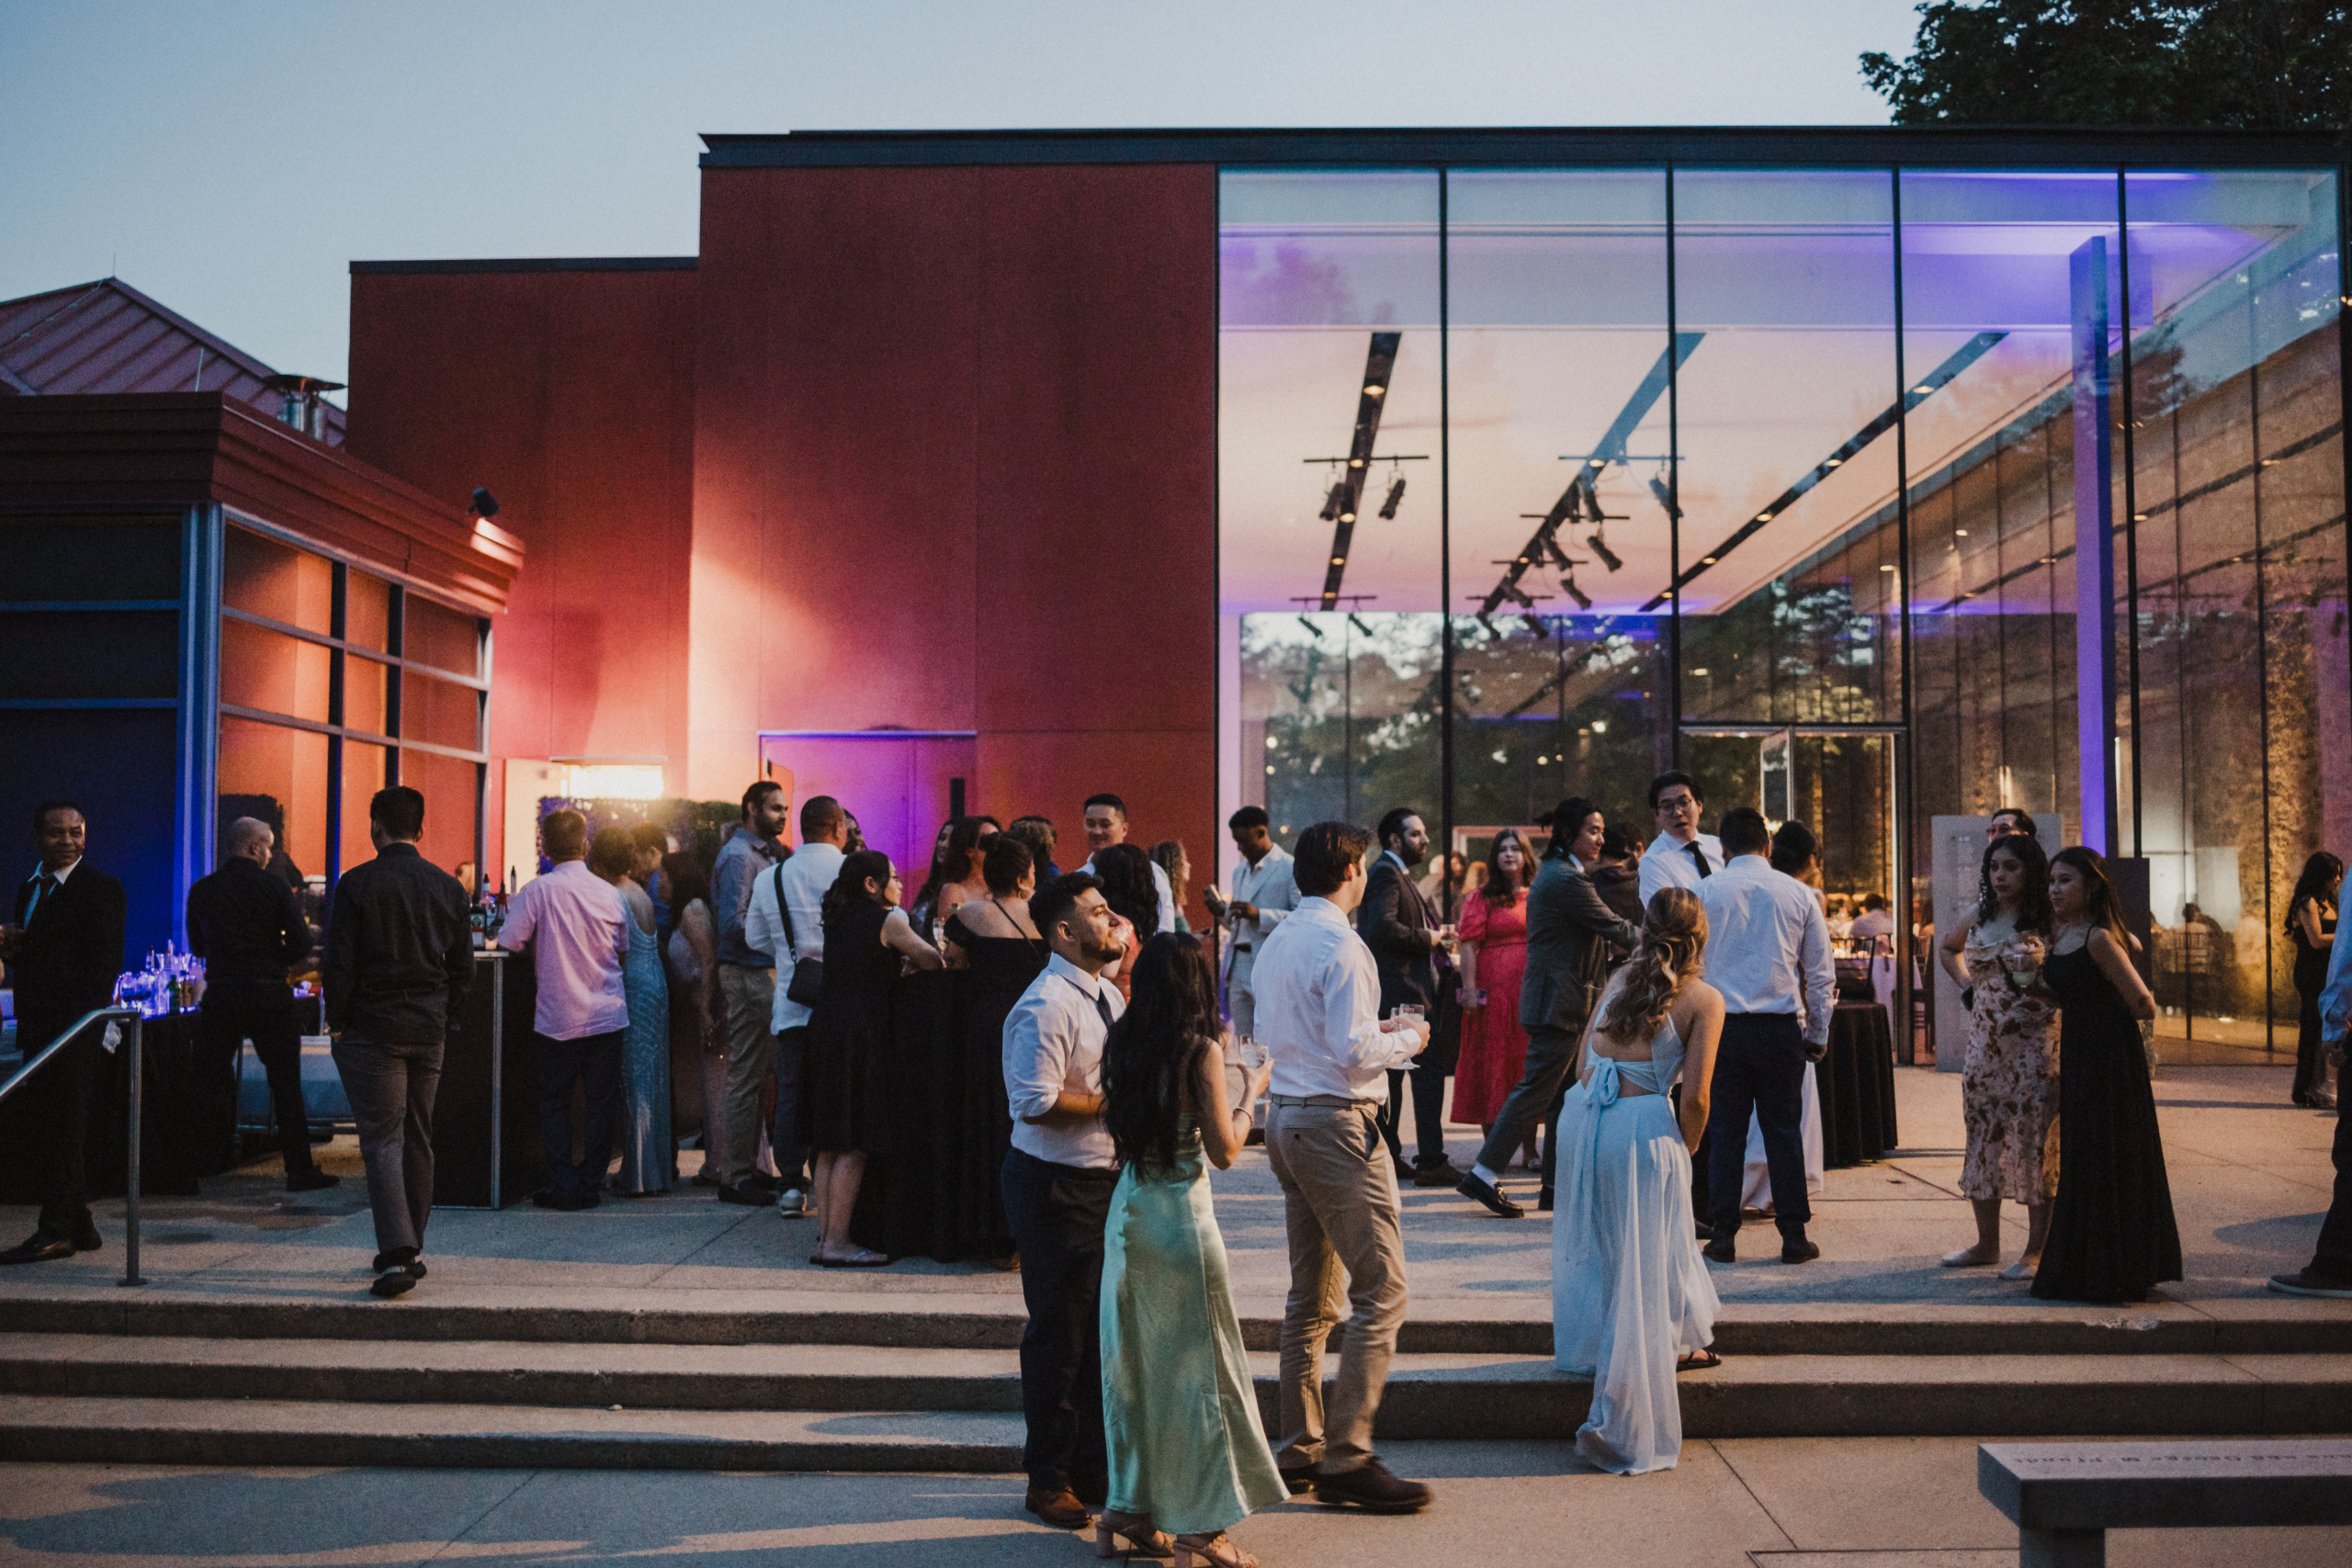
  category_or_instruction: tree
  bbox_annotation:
[1860,0,2351,136]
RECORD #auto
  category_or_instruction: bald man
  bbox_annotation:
[187,818,337,1191]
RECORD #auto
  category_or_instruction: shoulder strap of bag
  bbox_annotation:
[773,863,797,957]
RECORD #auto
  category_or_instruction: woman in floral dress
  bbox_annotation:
[1938,831,2059,1279]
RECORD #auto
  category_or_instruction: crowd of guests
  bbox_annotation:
[6,776,2351,1549]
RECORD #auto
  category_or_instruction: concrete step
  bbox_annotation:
[3,1285,2345,1358]
[2,1336,2346,1442]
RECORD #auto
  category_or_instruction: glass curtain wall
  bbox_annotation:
[217,523,492,911]
[1219,162,2346,1062]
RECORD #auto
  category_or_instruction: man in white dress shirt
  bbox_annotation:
[1696,807,1836,1265]
[742,795,849,1217]
[1637,770,1724,905]
[1250,821,1433,1515]
[1077,793,1176,934]
[998,872,1126,1531]
[1215,805,1298,1040]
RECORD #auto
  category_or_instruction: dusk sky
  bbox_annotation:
[3,2,1919,391]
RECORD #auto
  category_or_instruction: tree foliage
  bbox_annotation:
[1860,1,2352,136]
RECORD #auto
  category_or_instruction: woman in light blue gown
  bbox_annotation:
[594,830,673,1196]
[1553,887,1724,1474]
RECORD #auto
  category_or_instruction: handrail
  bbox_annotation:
[0,1005,148,1287]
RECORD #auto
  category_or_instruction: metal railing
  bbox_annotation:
[0,1006,147,1286]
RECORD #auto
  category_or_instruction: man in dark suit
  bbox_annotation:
[1358,807,1460,1187]
[0,800,129,1265]
[1456,796,1635,1219]
[187,817,337,1194]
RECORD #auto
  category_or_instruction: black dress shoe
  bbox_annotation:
[715,1181,768,1206]
[532,1189,591,1212]
[72,1220,102,1253]
[0,1232,75,1266]
[1310,1459,1432,1514]
[1412,1156,1463,1188]
[287,1169,341,1193]
[368,1265,417,1299]
[1780,1235,1821,1265]
[1702,1235,1737,1264]
[1455,1171,1525,1219]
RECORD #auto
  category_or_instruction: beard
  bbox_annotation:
[1082,932,1125,964]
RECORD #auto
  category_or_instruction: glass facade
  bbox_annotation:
[218,521,492,898]
[1220,162,2346,1062]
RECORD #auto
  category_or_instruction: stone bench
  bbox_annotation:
[1978,1439,2352,1566]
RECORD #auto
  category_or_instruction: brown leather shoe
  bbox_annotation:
[1311,1459,1431,1513]
[1023,1484,1093,1529]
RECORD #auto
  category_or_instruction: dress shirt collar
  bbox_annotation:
[1044,950,1109,1000]
[28,857,81,887]
[1291,895,1351,929]
[375,842,421,863]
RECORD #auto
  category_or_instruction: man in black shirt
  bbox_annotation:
[323,787,471,1298]
[187,818,336,1193]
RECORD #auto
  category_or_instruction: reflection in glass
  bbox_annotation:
[404,595,482,679]
[220,619,334,723]
[1445,170,1675,842]
[223,526,334,632]
[1242,613,1442,846]
[218,716,328,879]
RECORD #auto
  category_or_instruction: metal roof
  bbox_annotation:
[0,277,345,446]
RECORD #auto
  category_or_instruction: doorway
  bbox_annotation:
[755,730,977,876]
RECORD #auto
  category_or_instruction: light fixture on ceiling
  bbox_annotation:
[1297,616,1324,639]
[1592,720,1607,733]
[1587,529,1623,573]
[1330,555,1346,566]
[1702,555,1718,565]
[1954,528,1970,536]
[1522,614,1549,637]
[1348,614,1374,637]
[1647,476,1680,520]
[1363,382,1385,397]
[1379,477,1407,518]
[1561,571,1593,612]
[1320,483,1346,523]
[1339,508,1355,524]
[1691,667,1710,676]
[1824,457,1843,468]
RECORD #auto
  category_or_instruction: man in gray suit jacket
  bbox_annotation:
[1455,796,1636,1218]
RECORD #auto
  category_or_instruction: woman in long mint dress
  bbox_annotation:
[595,831,673,1195]
[1552,887,1725,1474]
[1099,933,1283,1568]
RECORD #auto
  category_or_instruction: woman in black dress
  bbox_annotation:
[805,850,942,1267]
[2287,852,2342,1109]
[938,836,1049,1262]
[2031,847,2182,1304]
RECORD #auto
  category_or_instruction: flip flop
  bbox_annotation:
[1677,1348,1723,1372]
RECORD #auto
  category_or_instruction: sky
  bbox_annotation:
[1,1,1922,390]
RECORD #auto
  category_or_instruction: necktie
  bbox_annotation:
[24,874,57,923]
[1688,841,1713,880]
[1093,987,1116,1033]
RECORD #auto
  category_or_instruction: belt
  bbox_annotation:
[1270,1092,1376,1109]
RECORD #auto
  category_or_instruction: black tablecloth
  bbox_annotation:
[1819,1002,1898,1168]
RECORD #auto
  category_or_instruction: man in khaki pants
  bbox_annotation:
[1248,820,1432,1514]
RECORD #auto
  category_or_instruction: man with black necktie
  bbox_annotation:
[0,800,129,1266]
[1637,771,1724,905]
[1358,807,1459,1187]
[998,872,1126,1531]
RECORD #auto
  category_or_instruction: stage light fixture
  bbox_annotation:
[1348,614,1374,637]
[1379,478,1407,519]
[1586,531,1623,573]
[469,487,500,518]
[1320,483,1347,522]
[1523,614,1549,637]
[1646,477,1679,520]
[1561,573,1593,612]
[1297,616,1324,638]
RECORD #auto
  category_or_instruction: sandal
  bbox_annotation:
[1095,1511,1174,1559]
[1677,1348,1723,1372]
[1174,1534,1256,1568]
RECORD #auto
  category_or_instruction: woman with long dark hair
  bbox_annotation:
[1552,887,1724,1474]
[1098,933,1283,1567]
[937,835,1046,1261]
[1937,832,2059,1278]
[2287,851,2342,1108]
[1094,840,1159,1003]
[802,850,943,1267]
[2031,847,2181,1304]
[1453,829,1536,1159]
[660,851,723,1185]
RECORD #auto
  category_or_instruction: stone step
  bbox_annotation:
[2,1286,2344,1358]
[2,1337,2345,1443]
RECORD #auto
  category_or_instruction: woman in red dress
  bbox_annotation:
[1452,829,1537,1167]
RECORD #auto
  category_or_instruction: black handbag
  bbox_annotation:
[772,863,826,1008]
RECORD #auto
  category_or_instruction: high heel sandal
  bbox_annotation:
[1174,1534,1256,1568]
[1094,1512,1174,1559]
